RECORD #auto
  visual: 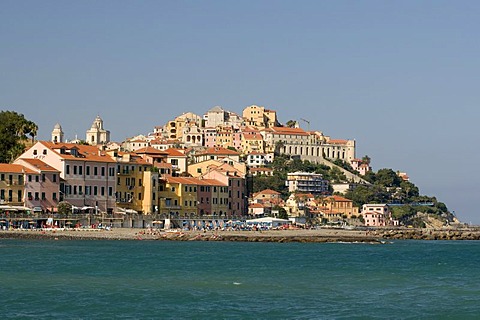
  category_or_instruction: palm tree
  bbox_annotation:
[285,120,297,128]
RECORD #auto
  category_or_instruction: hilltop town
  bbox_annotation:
[0,105,457,230]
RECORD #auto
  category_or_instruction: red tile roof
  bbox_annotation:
[40,141,116,163]
[0,163,35,174]
[267,127,309,136]
[134,147,169,155]
[164,148,187,157]
[254,189,280,196]
[249,167,273,172]
[18,159,59,172]
[197,147,240,156]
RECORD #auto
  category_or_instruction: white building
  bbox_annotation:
[286,172,329,194]
[86,116,110,146]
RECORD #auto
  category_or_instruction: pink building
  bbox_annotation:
[362,204,398,227]
[363,211,387,227]
[14,158,61,213]
[19,141,117,213]
[350,159,371,176]
[196,178,227,216]
[203,128,217,148]
[201,166,247,217]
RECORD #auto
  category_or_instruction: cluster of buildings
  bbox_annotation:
[0,105,400,227]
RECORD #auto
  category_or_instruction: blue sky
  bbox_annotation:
[1,1,479,223]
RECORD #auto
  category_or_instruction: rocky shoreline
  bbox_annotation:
[1,227,480,242]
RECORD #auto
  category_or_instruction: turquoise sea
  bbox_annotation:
[0,239,479,319]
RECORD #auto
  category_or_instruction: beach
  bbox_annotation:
[1,226,480,242]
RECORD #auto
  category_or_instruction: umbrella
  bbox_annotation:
[65,221,73,225]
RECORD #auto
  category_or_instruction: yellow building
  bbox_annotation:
[242,105,279,128]
[159,177,199,218]
[110,151,155,214]
[241,130,265,154]
[164,112,202,140]
[215,130,235,149]
[188,159,246,178]
[0,164,28,206]
[321,195,359,218]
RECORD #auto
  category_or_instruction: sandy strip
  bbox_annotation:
[0,227,479,242]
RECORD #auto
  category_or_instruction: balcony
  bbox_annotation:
[116,198,133,204]
[6,181,24,186]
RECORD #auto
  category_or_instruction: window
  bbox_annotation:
[108,187,113,197]
[197,168,202,174]
[35,192,39,200]
[86,166,90,176]
[42,174,46,182]
[0,189,4,200]
[73,166,77,175]
[117,178,121,185]
[17,190,22,202]
[41,192,46,200]
[35,176,39,182]
[53,174,57,182]
[79,166,83,175]
[33,150,37,155]
[73,186,77,195]
[138,193,142,200]
[101,187,105,196]
[43,149,47,155]
[101,167,105,176]
[28,192,32,200]
[94,186,98,195]
[28,175,32,182]
[66,165,70,175]
[79,186,83,195]
[53,193,57,200]
[94,167,98,176]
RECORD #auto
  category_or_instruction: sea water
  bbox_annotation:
[0,240,479,319]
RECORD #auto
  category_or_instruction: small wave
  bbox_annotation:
[233,282,242,285]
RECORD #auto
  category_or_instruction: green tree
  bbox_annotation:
[274,141,285,155]
[57,201,72,215]
[0,111,38,163]
[375,168,402,187]
[285,120,297,128]
[252,174,288,197]
[362,155,371,165]
[274,206,289,219]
